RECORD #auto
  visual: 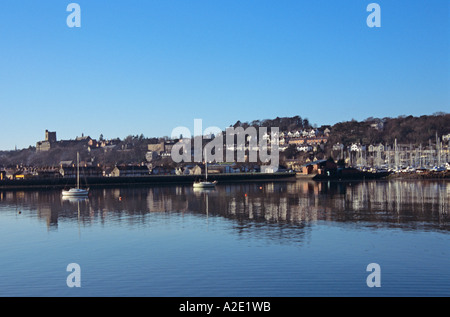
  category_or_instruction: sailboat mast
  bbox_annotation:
[205,149,208,181]
[77,152,80,189]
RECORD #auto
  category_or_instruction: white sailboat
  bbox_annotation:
[193,150,217,189]
[62,152,89,197]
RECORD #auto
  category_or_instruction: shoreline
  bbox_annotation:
[1,171,448,190]
[0,172,296,190]
[297,170,449,181]
[387,171,450,180]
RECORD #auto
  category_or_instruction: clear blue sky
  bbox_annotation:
[0,0,449,150]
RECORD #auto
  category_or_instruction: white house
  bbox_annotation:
[308,129,317,137]
[350,143,361,152]
[297,145,312,152]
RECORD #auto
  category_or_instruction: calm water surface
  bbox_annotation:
[0,180,448,297]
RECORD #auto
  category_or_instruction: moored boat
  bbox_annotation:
[62,187,89,197]
[193,150,217,188]
[193,180,217,188]
[62,152,89,197]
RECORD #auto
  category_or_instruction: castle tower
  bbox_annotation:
[45,130,57,143]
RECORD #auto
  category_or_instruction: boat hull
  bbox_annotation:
[62,188,89,197]
[193,181,217,189]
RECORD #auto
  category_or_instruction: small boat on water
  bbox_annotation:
[193,180,217,189]
[62,152,89,197]
[193,150,217,189]
[62,187,89,197]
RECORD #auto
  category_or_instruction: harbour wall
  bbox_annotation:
[0,172,296,190]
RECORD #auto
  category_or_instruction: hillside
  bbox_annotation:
[0,113,449,168]
[326,113,450,147]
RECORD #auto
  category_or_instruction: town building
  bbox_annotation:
[300,159,337,175]
[111,165,150,177]
[59,165,103,178]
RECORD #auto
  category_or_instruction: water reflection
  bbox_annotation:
[0,180,448,232]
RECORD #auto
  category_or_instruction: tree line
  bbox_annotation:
[326,113,450,148]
